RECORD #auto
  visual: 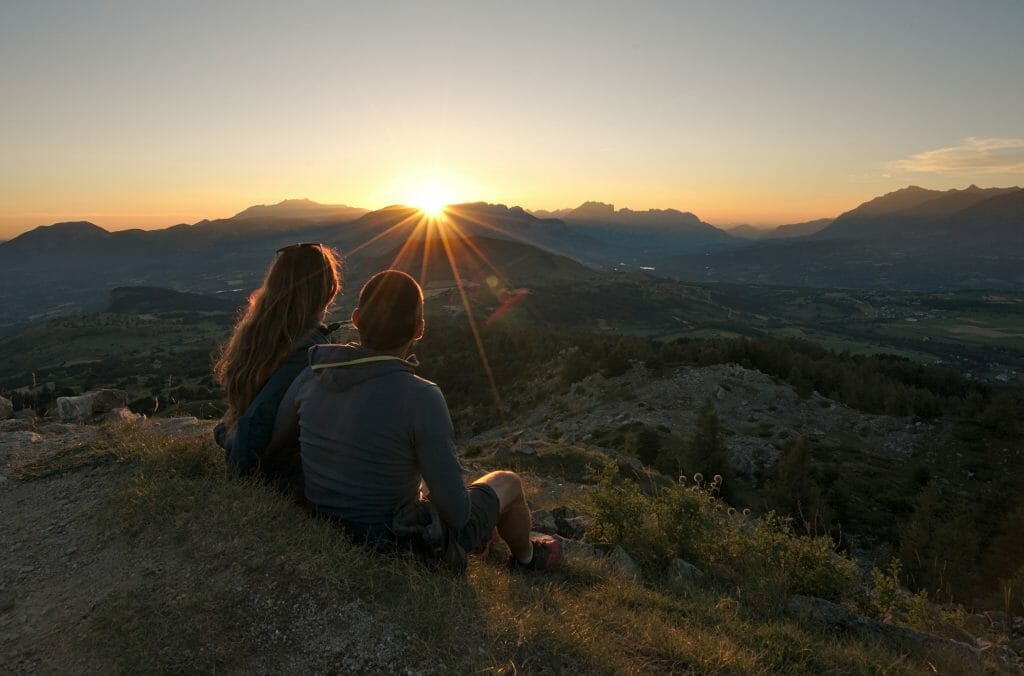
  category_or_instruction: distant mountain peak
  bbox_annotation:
[18,221,110,239]
[45,220,107,232]
[571,201,617,218]
[816,184,1023,240]
[231,199,367,222]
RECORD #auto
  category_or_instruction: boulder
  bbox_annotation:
[593,543,642,582]
[666,558,705,586]
[0,396,12,420]
[56,389,128,423]
[12,408,36,421]
[550,534,602,562]
[552,506,589,540]
[531,509,559,535]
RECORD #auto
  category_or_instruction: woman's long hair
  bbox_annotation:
[214,243,341,428]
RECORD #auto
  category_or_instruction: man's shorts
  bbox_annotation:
[456,482,501,553]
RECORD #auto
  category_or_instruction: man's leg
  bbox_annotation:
[474,470,533,563]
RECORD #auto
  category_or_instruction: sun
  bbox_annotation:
[411,191,447,217]
[382,168,486,218]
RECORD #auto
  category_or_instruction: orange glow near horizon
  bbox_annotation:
[0,182,915,239]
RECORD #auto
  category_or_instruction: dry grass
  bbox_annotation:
[9,423,1010,673]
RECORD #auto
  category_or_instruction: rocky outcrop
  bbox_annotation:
[56,390,128,423]
[788,595,981,663]
[666,558,704,586]
[0,396,13,420]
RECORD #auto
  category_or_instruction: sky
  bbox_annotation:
[1,0,1023,238]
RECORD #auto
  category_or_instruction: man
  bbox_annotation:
[269,269,561,572]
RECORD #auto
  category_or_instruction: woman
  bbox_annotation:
[213,242,341,490]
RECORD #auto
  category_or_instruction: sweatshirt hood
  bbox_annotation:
[307,343,416,391]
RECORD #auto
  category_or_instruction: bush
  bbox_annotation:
[730,512,859,604]
[588,464,859,607]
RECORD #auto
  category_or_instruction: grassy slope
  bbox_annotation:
[3,425,1001,674]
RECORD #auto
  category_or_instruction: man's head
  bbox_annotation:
[352,269,425,352]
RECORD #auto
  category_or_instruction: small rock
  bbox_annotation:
[666,558,705,586]
[593,543,642,582]
[0,396,12,420]
[152,416,201,434]
[551,506,589,540]
[105,407,144,424]
[56,389,128,423]
[551,505,580,520]
[12,409,36,421]
[550,535,601,561]
[531,509,558,535]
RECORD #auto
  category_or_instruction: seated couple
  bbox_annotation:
[213,242,561,573]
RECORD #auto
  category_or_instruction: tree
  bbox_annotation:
[765,436,831,535]
[899,482,979,602]
[687,401,735,499]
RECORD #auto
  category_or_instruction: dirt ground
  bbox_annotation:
[0,421,422,673]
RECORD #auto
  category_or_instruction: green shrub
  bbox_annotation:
[588,464,860,608]
[725,512,860,607]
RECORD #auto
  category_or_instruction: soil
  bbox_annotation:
[0,419,421,673]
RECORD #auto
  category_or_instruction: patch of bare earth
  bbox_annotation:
[0,421,424,674]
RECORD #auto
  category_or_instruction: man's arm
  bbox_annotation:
[412,385,470,529]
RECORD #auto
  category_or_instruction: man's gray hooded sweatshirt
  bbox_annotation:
[269,343,470,540]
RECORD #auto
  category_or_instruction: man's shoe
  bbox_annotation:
[509,535,563,573]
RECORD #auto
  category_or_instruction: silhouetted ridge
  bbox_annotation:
[231,198,367,222]
[816,184,1021,240]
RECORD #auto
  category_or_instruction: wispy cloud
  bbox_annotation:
[888,137,1024,174]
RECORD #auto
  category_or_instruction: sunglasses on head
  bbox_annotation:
[277,242,323,254]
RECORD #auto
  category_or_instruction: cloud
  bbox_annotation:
[888,137,1024,174]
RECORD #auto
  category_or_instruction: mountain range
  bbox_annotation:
[727,219,834,240]
[656,185,1024,289]
[0,186,1021,333]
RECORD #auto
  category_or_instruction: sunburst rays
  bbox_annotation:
[345,205,545,425]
